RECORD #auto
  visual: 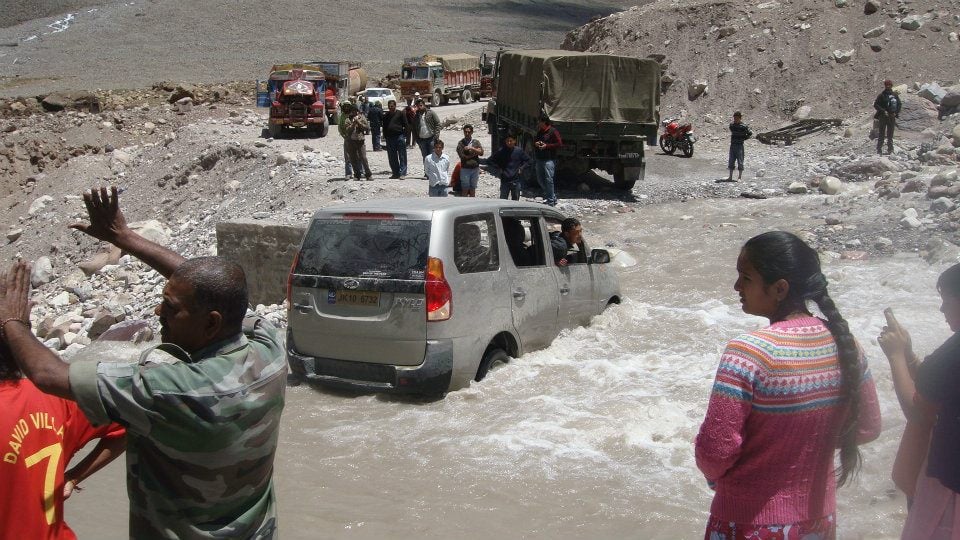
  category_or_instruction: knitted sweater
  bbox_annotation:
[695,317,882,525]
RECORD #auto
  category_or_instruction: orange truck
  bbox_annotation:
[399,53,481,106]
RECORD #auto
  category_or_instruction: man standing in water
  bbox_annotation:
[0,186,287,539]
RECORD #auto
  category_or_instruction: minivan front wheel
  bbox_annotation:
[475,347,509,382]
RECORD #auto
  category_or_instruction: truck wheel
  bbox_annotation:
[475,346,509,382]
[613,163,641,191]
[432,91,442,107]
[316,121,329,138]
[268,123,282,139]
[459,89,471,104]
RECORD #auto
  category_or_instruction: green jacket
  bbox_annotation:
[70,313,286,539]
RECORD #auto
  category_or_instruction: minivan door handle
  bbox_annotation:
[559,286,570,295]
[293,302,312,313]
[512,289,526,300]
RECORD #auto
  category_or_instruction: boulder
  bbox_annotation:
[901,179,926,193]
[928,184,960,198]
[820,176,843,195]
[896,93,939,133]
[6,228,22,242]
[688,80,708,100]
[952,124,960,148]
[833,49,855,64]
[96,319,154,343]
[862,25,885,39]
[792,105,812,121]
[919,82,947,104]
[931,197,957,213]
[901,15,923,31]
[28,195,53,216]
[40,92,100,113]
[833,156,902,179]
[78,246,123,276]
[942,88,960,108]
[787,182,808,194]
[931,170,958,187]
[86,307,127,340]
[129,220,172,246]
[923,238,960,264]
[168,85,196,104]
[31,256,54,286]
[864,0,879,14]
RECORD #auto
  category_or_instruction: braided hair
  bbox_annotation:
[742,231,862,487]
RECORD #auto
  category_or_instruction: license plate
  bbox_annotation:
[327,290,380,306]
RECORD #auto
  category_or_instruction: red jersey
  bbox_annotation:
[0,379,125,540]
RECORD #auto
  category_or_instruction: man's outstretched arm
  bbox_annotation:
[0,261,72,398]
[70,186,185,278]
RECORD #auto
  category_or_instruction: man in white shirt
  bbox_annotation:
[423,140,450,197]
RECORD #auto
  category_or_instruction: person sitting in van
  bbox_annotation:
[502,218,534,267]
[550,217,583,267]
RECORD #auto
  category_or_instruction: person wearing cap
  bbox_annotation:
[873,79,901,155]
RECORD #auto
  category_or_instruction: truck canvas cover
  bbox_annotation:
[496,50,660,125]
[423,53,479,73]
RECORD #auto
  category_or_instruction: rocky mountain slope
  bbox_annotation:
[563,0,960,130]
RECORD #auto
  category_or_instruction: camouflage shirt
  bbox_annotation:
[69,313,286,540]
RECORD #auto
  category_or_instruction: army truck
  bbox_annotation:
[485,50,660,191]
[400,53,482,106]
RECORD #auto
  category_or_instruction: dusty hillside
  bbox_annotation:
[563,0,960,130]
[0,0,640,97]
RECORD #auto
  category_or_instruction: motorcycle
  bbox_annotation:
[659,118,696,158]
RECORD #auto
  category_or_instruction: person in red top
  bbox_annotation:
[533,116,562,206]
[0,342,125,540]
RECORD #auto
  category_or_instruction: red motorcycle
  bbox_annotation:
[659,119,696,157]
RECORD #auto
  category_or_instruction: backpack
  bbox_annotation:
[885,93,900,114]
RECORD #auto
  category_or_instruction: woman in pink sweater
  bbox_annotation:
[695,231,882,539]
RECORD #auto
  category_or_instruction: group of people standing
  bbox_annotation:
[696,230,959,540]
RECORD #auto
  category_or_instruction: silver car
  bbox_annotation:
[285,198,621,395]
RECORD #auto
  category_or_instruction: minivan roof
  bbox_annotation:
[310,198,567,220]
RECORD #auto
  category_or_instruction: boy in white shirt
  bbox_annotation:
[424,140,451,197]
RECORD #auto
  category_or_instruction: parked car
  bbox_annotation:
[360,87,399,109]
[285,198,621,396]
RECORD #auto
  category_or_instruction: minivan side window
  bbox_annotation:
[502,216,546,267]
[453,214,499,274]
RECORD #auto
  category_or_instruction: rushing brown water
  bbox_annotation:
[66,195,948,539]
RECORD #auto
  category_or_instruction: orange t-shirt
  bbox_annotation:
[0,379,124,540]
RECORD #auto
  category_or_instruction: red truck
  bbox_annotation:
[399,53,481,106]
[265,64,329,138]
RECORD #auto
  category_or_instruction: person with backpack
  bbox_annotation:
[873,79,901,155]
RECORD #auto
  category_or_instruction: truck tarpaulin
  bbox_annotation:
[426,53,480,73]
[496,50,660,125]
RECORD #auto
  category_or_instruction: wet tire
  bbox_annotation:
[316,121,329,138]
[613,163,640,191]
[681,141,694,158]
[659,135,675,154]
[268,123,282,139]
[475,347,509,382]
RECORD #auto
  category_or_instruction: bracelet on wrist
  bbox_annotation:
[0,317,30,340]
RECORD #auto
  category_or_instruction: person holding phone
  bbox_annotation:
[878,262,960,539]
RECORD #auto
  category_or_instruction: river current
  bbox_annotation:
[67,194,949,539]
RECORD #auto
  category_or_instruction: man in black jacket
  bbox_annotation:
[724,111,752,182]
[382,100,408,178]
[873,79,901,155]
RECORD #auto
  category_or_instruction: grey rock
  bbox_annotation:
[902,179,926,193]
[820,176,843,195]
[6,228,22,242]
[96,319,154,343]
[787,182,809,194]
[825,215,843,225]
[833,49,855,63]
[28,195,53,216]
[688,80,708,100]
[931,197,957,213]
[792,105,812,121]
[864,0,879,14]
[874,236,894,249]
[918,82,947,104]
[31,256,54,286]
[833,156,902,179]
[901,15,923,31]
[923,238,960,264]
[931,170,958,187]
[862,25,885,38]
[900,215,923,228]
[86,307,127,340]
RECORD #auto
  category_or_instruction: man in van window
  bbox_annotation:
[873,79,901,155]
[550,217,583,267]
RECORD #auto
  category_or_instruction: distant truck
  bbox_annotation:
[400,53,482,106]
[484,50,660,191]
[265,64,329,139]
[302,60,367,124]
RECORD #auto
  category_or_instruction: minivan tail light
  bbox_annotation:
[286,252,300,306]
[425,257,451,321]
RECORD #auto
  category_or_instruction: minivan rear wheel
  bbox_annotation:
[475,347,509,382]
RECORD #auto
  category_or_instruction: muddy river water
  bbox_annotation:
[66,193,950,539]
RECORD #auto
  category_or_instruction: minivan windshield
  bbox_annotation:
[296,218,431,280]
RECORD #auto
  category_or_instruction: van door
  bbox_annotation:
[500,214,559,351]
[288,215,430,366]
[544,216,598,328]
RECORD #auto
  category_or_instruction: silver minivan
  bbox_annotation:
[285,198,621,395]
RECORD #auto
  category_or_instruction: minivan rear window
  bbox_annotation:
[296,219,431,280]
